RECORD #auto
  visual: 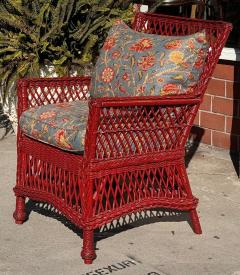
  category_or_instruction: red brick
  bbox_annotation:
[201,128,212,145]
[212,130,238,151]
[190,126,211,145]
[226,117,240,135]
[212,64,235,81]
[226,81,240,99]
[212,97,237,116]
[193,112,200,126]
[200,111,225,131]
[200,94,211,111]
[206,78,225,97]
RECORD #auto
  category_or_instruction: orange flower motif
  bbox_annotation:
[130,38,153,52]
[57,102,72,108]
[186,86,195,94]
[194,49,206,68]
[187,72,194,80]
[61,117,69,123]
[122,72,129,81]
[169,51,184,64]
[103,37,116,50]
[181,62,190,68]
[31,130,41,139]
[196,34,206,44]
[165,40,182,50]
[157,78,164,83]
[101,67,115,83]
[119,85,127,93]
[55,129,72,150]
[199,48,206,56]
[137,86,146,94]
[188,39,195,49]
[194,57,204,69]
[161,83,181,95]
[138,55,155,70]
[112,50,121,59]
[48,120,57,127]
[39,111,56,120]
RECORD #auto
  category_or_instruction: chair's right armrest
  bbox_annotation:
[17,76,91,118]
[84,96,201,162]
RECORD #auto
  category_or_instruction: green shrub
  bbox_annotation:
[0,0,134,105]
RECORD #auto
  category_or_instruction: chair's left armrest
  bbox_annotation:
[17,76,91,118]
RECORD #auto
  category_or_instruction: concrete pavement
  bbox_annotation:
[1,135,240,275]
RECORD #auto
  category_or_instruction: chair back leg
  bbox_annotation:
[190,209,202,234]
[13,196,27,224]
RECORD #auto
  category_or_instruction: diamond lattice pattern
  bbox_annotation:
[21,153,82,213]
[96,104,195,159]
[27,79,90,108]
[93,164,188,216]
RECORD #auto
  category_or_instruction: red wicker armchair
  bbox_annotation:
[13,12,231,264]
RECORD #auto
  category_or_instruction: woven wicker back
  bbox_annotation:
[84,14,232,160]
[133,12,232,97]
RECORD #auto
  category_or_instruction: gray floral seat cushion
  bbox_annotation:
[19,100,88,152]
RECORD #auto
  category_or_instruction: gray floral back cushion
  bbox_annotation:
[90,20,209,98]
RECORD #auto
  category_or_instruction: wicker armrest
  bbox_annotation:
[84,96,201,161]
[17,76,91,117]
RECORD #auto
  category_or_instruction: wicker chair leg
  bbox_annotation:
[81,229,96,264]
[190,209,202,234]
[13,196,27,224]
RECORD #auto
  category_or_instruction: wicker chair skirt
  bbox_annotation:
[14,135,198,230]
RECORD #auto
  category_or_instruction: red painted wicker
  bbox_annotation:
[13,12,232,264]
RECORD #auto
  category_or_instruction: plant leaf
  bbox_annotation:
[53,55,68,66]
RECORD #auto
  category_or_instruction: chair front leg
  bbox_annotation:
[13,131,27,224]
[81,229,96,264]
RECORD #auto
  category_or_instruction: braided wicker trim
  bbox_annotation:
[13,187,84,228]
[14,186,198,230]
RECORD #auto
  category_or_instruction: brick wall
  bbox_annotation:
[191,62,240,152]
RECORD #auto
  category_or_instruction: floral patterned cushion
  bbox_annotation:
[19,101,88,152]
[90,20,209,97]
